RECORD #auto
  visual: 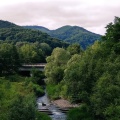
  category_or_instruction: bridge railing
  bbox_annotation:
[22,63,46,67]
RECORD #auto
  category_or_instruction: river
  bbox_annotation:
[37,91,67,120]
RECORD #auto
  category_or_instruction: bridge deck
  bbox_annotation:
[19,63,46,71]
[22,63,46,67]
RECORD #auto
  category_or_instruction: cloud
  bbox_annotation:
[0,0,120,35]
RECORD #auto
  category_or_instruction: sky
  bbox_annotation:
[0,0,120,35]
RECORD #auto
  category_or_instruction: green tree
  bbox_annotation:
[31,68,45,85]
[67,43,81,55]
[0,43,20,75]
[45,47,70,84]
[91,72,120,120]
[19,43,44,63]
[9,94,36,120]
[67,104,93,120]
[40,43,52,56]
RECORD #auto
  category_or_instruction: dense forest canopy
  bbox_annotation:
[0,21,52,120]
[0,20,17,28]
[0,20,69,65]
[0,20,69,48]
[0,28,68,48]
[45,17,120,120]
[24,25,101,49]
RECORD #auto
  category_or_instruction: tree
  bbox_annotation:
[91,72,120,120]
[40,43,52,56]
[67,43,81,55]
[31,68,45,85]
[100,17,120,57]
[45,47,70,84]
[67,104,93,120]
[9,94,36,120]
[19,43,44,63]
[0,43,20,75]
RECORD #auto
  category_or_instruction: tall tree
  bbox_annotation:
[67,43,81,55]
[0,43,20,75]
[45,47,70,84]
[19,44,44,63]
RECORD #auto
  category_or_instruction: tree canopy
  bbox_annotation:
[45,17,120,120]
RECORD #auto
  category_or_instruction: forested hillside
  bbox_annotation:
[24,25,101,49]
[0,20,69,63]
[0,20,17,28]
[45,17,120,120]
[0,20,52,120]
[24,25,50,33]
[0,20,68,48]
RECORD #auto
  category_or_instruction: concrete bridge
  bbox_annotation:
[19,63,46,72]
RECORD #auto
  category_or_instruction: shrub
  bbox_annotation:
[67,104,93,120]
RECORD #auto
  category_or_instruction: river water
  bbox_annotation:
[37,91,67,120]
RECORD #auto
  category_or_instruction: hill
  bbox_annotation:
[23,25,50,33]
[0,20,17,28]
[0,20,68,48]
[23,25,101,49]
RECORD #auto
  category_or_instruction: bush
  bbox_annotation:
[36,111,52,120]
[8,94,36,120]
[5,74,23,82]
[33,84,45,97]
[31,69,45,85]
[46,84,60,100]
[67,104,93,120]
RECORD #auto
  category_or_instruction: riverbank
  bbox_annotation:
[51,99,79,108]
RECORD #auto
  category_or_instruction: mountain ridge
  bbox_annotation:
[23,25,101,49]
[0,20,69,48]
[0,20,19,28]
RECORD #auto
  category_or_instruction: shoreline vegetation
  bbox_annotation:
[45,17,120,120]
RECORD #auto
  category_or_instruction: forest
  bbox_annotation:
[0,17,120,120]
[24,25,101,49]
[45,17,120,120]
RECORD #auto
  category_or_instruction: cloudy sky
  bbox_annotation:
[0,0,120,35]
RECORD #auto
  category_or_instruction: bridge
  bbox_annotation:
[19,63,46,71]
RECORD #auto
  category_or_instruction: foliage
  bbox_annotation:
[0,43,20,75]
[45,47,70,84]
[0,20,69,64]
[1,17,120,120]
[40,43,52,56]
[45,17,120,120]
[8,94,36,120]
[46,84,60,99]
[23,77,45,97]
[50,26,101,49]
[0,20,17,28]
[19,43,45,63]
[0,77,35,120]
[36,111,52,120]
[32,84,45,97]
[25,25,101,49]
[23,25,50,33]
[0,20,69,49]
[91,72,120,120]
[31,68,45,85]
[0,75,50,120]
[67,43,82,55]
[67,104,93,120]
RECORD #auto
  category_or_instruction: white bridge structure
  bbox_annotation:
[19,63,46,72]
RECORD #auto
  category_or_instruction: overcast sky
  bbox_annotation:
[0,0,120,35]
